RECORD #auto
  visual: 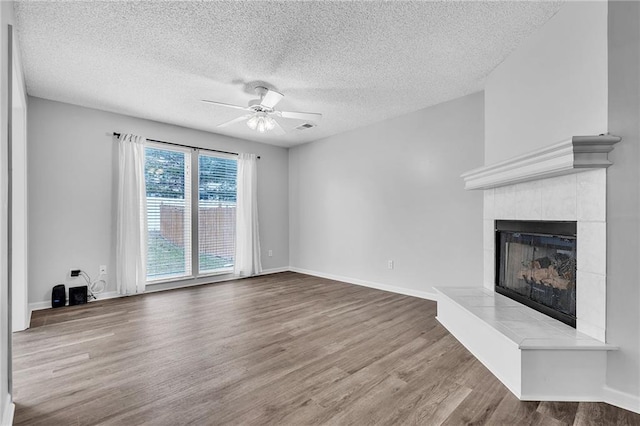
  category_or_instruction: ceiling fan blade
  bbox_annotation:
[201,99,250,111]
[260,89,284,109]
[278,110,322,122]
[217,115,251,128]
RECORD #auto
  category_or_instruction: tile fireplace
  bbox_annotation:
[435,135,621,402]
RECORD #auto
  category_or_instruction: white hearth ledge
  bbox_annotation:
[462,134,621,190]
[435,287,617,402]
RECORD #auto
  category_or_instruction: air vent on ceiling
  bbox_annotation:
[296,123,316,130]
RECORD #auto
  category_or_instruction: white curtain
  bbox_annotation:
[116,134,148,295]
[234,153,262,277]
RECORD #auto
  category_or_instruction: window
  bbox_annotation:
[198,153,237,274]
[145,146,192,280]
[144,144,237,282]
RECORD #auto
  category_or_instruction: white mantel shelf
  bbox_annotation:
[461,134,621,190]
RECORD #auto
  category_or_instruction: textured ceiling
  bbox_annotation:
[14,1,563,147]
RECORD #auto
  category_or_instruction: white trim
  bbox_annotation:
[603,385,640,414]
[289,267,438,301]
[145,139,191,154]
[144,268,286,293]
[461,134,620,190]
[25,266,436,327]
[1,400,14,426]
[28,291,121,315]
[146,274,197,285]
[258,267,290,275]
[26,268,291,320]
[519,394,603,403]
[143,277,237,294]
[10,31,29,333]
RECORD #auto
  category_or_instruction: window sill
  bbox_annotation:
[146,268,234,286]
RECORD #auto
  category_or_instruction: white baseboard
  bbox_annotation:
[27,268,290,319]
[28,301,50,313]
[258,267,290,275]
[604,385,640,414]
[289,267,438,301]
[28,290,121,318]
[26,267,435,326]
[1,399,14,426]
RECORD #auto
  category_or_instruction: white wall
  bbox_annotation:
[289,92,484,298]
[484,0,640,412]
[27,97,289,305]
[485,1,608,164]
[606,0,640,410]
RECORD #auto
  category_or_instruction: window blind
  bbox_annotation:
[198,154,237,274]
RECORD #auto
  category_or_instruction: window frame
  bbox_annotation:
[143,141,238,284]
[144,142,194,283]
[196,150,238,277]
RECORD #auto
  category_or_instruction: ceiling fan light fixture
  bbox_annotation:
[256,117,266,133]
[246,115,259,130]
[246,112,277,133]
[265,115,276,131]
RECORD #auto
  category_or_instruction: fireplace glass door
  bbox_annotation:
[495,221,577,327]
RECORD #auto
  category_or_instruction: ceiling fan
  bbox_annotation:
[201,86,322,135]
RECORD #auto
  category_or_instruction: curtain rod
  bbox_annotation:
[112,132,260,159]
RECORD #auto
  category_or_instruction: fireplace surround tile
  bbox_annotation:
[577,270,606,335]
[483,188,495,218]
[577,319,605,343]
[540,173,577,220]
[483,249,494,290]
[485,170,607,342]
[483,219,494,251]
[515,180,542,220]
[436,287,614,350]
[577,169,606,221]
[495,185,517,218]
[577,221,606,276]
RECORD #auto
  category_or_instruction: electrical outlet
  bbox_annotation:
[268,250,273,257]
[99,265,107,275]
[70,269,81,277]
[388,260,394,270]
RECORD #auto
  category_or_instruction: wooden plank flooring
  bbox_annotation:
[12,272,640,425]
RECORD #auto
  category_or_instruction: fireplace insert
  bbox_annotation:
[495,220,577,327]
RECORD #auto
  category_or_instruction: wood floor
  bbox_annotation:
[12,272,640,425]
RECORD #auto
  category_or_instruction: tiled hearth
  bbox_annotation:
[436,135,621,402]
[439,287,604,349]
[435,286,615,400]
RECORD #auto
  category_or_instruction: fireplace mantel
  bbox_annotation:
[462,134,621,190]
